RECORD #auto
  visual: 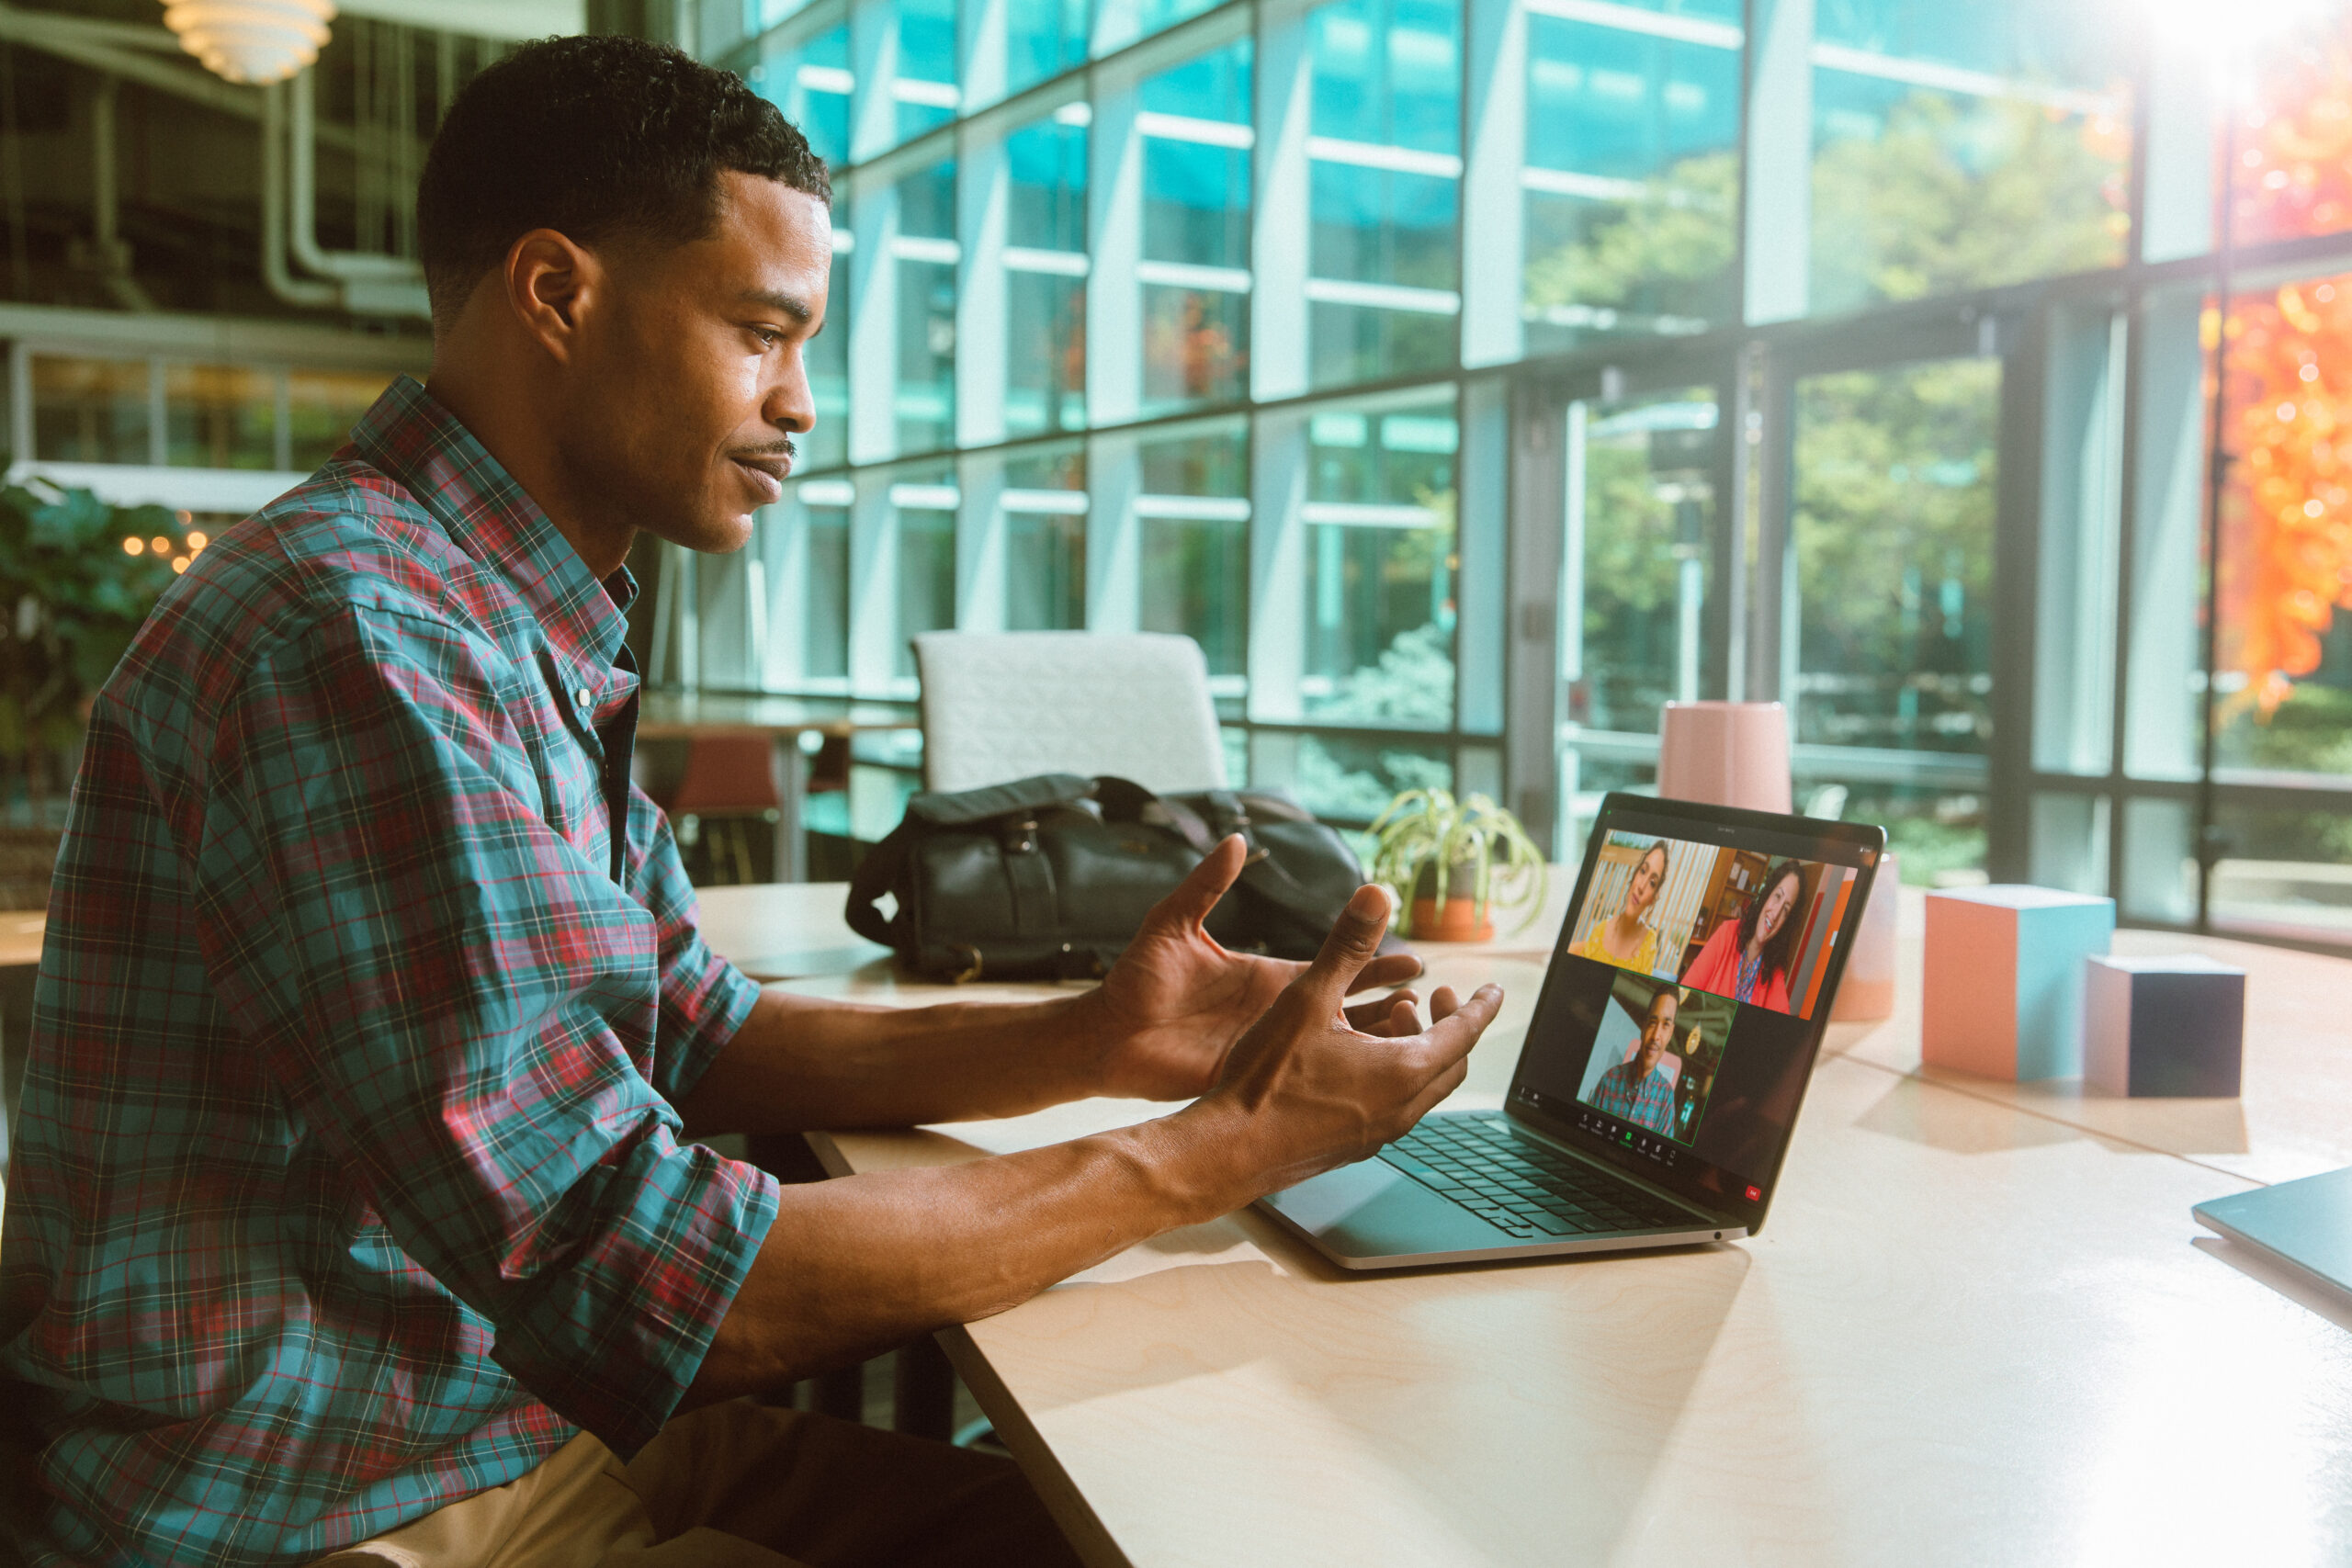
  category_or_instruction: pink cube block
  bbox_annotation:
[1922,885,2114,1081]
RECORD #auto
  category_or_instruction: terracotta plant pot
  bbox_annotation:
[1408,863,1494,942]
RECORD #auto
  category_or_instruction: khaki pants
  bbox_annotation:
[312,1400,1083,1568]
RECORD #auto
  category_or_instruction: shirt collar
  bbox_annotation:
[350,375,637,678]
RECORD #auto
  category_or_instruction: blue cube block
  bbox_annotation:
[1923,886,2116,1081]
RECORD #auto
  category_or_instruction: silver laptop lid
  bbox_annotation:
[1500,793,1886,1236]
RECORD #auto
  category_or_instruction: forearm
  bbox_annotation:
[683,1100,1250,1403]
[674,986,1112,1136]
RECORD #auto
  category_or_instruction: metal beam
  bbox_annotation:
[0,299,426,368]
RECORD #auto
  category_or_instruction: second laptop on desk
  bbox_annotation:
[1259,791,1885,1269]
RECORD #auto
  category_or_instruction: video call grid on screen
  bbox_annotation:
[1508,806,1879,1200]
[1563,822,1864,1021]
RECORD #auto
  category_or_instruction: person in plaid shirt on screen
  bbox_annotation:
[1589,987,1682,1138]
[0,36,1504,1568]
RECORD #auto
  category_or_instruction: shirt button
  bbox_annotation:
[574,687,593,709]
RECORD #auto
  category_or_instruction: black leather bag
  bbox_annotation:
[844,773,1370,981]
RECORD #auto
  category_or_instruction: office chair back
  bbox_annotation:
[913,631,1228,794]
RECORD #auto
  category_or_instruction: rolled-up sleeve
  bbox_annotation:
[191,602,777,1458]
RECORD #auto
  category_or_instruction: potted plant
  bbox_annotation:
[1,481,189,904]
[1364,788,1546,942]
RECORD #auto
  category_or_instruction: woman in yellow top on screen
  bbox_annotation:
[1680,858,1804,1013]
[1573,840,1671,976]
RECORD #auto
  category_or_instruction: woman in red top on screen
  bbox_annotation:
[1680,859,1804,1012]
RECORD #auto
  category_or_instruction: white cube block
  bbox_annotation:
[2084,953,2245,1098]
[1922,885,2114,1081]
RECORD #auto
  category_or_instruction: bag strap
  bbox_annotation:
[844,821,912,945]
[909,773,1094,826]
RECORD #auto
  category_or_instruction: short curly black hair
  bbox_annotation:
[417,35,831,325]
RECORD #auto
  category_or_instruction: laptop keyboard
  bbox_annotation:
[1379,1115,1693,1241]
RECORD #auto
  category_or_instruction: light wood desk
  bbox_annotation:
[733,886,2352,1564]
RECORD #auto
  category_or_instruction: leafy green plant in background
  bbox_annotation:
[1364,787,1547,937]
[1522,149,1737,327]
[1811,94,2128,317]
[0,482,186,819]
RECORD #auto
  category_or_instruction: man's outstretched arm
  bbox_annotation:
[672,836,1429,1134]
[682,884,1502,1404]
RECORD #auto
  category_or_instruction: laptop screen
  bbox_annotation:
[1505,794,1884,1232]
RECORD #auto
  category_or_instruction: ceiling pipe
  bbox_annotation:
[259,78,335,310]
[87,74,158,311]
[287,65,416,285]
[284,64,427,316]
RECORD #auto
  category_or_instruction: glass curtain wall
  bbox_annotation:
[696,0,2352,953]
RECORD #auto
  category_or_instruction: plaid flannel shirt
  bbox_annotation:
[0,377,778,1567]
[1588,1060,1679,1137]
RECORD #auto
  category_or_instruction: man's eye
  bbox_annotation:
[751,327,782,349]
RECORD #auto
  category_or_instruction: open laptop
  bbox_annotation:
[1259,792,1885,1269]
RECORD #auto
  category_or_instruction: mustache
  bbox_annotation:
[729,437,798,466]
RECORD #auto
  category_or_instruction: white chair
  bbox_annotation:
[912,631,1228,794]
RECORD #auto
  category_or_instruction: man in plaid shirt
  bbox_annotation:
[0,36,1502,1568]
[1589,988,1683,1138]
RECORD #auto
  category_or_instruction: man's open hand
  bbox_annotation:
[1080,835,1428,1101]
[1191,881,1503,1194]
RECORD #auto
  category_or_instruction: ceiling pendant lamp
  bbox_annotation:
[160,0,336,85]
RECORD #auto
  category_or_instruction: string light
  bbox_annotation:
[123,536,144,556]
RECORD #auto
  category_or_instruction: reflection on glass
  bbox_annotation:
[33,355,150,464]
[894,479,957,680]
[750,26,852,165]
[1808,3,2130,318]
[1007,116,1089,437]
[1138,426,1250,677]
[806,247,849,471]
[286,369,392,471]
[887,0,958,148]
[1142,41,1253,414]
[1307,0,1461,389]
[1007,0,1088,98]
[1793,355,1999,879]
[1290,733,1452,822]
[805,503,851,679]
[897,160,957,455]
[2120,795,2196,923]
[1522,8,1738,353]
[1095,0,1227,62]
[2206,803,2352,942]
[2030,792,2109,897]
[2233,12,2352,248]
[1566,388,1719,736]
[1301,393,1457,728]
[164,364,277,470]
[2211,271,2352,780]
[1005,447,1087,630]
[1555,751,1657,872]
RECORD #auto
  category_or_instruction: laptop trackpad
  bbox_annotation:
[1263,1157,1508,1259]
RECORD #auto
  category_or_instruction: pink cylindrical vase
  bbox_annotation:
[1830,852,1900,1022]
[1657,700,1792,815]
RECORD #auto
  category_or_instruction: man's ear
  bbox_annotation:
[503,228,605,364]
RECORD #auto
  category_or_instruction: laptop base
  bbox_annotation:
[1256,1115,1745,1272]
